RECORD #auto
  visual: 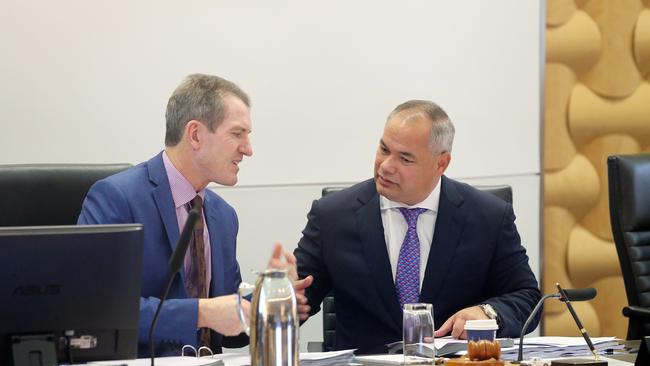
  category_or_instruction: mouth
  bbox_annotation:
[377,174,396,187]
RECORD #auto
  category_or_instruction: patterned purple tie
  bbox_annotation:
[395,207,427,308]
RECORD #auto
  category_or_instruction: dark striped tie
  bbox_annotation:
[185,195,211,349]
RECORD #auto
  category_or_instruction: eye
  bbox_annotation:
[401,156,414,164]
[380,146,389,154]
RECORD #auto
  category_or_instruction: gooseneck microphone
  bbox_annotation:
[514,285,597,364]
[148,209,201,366]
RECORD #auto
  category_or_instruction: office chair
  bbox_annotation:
[0,163,131,226]
[309,183,513,351]
[607,154,650,340]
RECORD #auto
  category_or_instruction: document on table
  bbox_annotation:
[88,356,225,366]
[500,336,624,361]
[88,350,356,366]
[385,337,513,357]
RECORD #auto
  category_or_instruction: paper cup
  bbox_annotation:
[464,319,498,341]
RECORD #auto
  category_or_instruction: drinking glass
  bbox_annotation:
[403,303,435,365]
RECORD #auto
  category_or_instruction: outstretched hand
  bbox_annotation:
[267,242,298,281]
[266,242,313,321]
[433,305,488,339]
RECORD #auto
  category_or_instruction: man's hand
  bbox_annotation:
[266,242,314,321]
[433,305,489,339]
[198,294,248,336]
[267,242,298,281]
[294,275,313,321]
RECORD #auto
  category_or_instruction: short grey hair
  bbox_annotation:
[165,73,250,146]
[387,100,455,153]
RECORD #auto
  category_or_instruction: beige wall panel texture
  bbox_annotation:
[567,225,620,286]
[544,154,599,218]
[545,0,650,339]
[545,64,578,171]
[569,83,650,147]
[547,10,601,75]
[580,0,643,98]
[547,0,577,26]
[543,207,576,315]
[580,135,642,240]
[591,276,629,338]
[545,301,601,336]
[635,9,650,79]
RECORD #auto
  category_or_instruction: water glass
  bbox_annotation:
[403,303,435,365]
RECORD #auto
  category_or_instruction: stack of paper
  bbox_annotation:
[386,338,514,357]
[300,349,356,366]
[500,336,624,361]
[209,350,356,366]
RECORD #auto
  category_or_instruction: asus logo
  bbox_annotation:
[12,285,61,296]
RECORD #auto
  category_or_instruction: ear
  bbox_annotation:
[436,152,452,175]
[185,120,202,149]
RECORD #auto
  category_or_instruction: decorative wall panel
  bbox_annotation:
[544,0,650,338]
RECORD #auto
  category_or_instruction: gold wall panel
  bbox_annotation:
[545,302,600,336]
[569,83,650,147]
[635,9,650,79]
[544,154,599,218]
[580,0,643,98]
[547,10,601,75]
[567,225,619,286]
[545,63,577,171]
[544,207,576,315]
[580,135,642,240]
[544,0,650,339]
[547,0,577,27]
[590,276,629,338]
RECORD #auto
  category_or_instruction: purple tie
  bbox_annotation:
[395,207,427,308]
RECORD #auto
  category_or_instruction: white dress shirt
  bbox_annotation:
[380,183,441,291]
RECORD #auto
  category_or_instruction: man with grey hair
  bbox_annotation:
[295,100,540,354]
[79,74,312,356]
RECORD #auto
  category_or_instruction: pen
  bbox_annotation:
[556,282,600,361]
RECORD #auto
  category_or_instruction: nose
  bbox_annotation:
[240,136,253,157]
[379,155,396,175]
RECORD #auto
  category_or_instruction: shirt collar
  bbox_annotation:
[162,150,205,209]
[379,180,441,213]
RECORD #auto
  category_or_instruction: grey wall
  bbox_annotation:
[0,0,542,351]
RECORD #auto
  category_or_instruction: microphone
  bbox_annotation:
[514,285,597,364]
[560,287,596,302]
[148,208,201,366]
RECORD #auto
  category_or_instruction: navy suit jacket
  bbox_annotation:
[295,177,541,354]
[78,152,245,356]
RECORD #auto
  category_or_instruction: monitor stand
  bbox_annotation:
[11,334,57,366]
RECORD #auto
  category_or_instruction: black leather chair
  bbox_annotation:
[310,184,513,351]
[0,163,131,226]
[608,154,650,340]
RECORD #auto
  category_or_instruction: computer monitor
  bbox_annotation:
[0,224,143,365]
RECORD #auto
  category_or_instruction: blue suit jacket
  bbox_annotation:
[78,152,244,356]
[295,177,541,354]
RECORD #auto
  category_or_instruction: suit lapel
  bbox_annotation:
[356,184,403,333]
[148,152,181,264]
[420,176,465,303]
[204,194,225,296]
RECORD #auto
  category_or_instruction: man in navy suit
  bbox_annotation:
[79,74,311,356]
[295,100,541,354]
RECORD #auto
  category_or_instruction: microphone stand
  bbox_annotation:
[148,209,201,366]
[515,293,559,363]
[513,285,599,365]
